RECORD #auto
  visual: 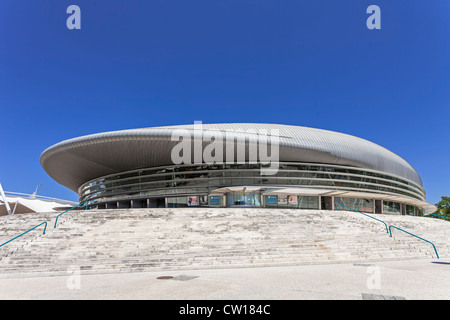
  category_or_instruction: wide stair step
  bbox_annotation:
[0,208,448,275]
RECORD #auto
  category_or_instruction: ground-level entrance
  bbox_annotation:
[321,196,333,210]
[93,186,424,217]
[226,193,261,207]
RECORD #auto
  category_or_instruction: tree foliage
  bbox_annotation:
[435,196,450,216]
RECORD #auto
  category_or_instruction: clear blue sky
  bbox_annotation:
[0,0,449,205]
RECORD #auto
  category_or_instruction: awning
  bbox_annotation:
[210,186,437,213]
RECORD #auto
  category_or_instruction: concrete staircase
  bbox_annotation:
[0,208,449,275]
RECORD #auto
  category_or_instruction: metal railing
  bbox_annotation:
[335,202,389,233]
[0,200,89,250]
[334,202,440,259]
[0,222,47,248]
[389,225,439,259]
[54,200,89,228]
[425,213,449,221]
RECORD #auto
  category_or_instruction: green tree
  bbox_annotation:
[435,196,450,217]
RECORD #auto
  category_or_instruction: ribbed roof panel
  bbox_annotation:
[40,123,423,192]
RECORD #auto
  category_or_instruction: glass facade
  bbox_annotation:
[406,205,415,216]
[383,201,402,215]
[226,193,261,207]
[263,195,319,209]
[335,197,374,213]
[167,197,189,208]
[80,162,425,206]
[80,162,425,215]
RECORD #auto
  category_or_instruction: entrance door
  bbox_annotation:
[321,196,333,210]
[226,193,261,207]
[156,198,166,208]
[375,200,382,214]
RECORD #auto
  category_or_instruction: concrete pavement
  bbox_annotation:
[0,258,448,300]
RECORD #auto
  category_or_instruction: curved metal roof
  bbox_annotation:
[40,123,423,192]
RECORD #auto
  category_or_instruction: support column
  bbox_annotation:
[0,183,11,215]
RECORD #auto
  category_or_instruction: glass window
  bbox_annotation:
[167,197,189,208]
[79,162,424,205]
[226,193,261,207]
[406,205,415,216]
[383,201,401,215]
[297,196,320,209]
[335,197,374,213]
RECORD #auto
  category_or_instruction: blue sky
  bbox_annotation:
[0,0,449,205]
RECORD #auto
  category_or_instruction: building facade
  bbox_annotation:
[40,123,436,215]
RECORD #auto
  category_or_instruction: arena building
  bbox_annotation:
[40,123,436,215]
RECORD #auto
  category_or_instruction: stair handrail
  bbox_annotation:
[54,200,89,228]
[0,221,47,248]
[389,225,439,259]
[335,202,389,233]
[424,213,449,221]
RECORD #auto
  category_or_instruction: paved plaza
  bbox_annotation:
[0,258,448,300]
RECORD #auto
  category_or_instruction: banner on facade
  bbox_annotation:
[288,195,298,205]
[187,196,198,206]
[278,195,287,205]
